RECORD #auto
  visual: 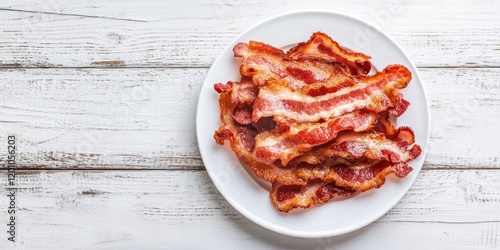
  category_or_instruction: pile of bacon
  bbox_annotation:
[213,32,421,212]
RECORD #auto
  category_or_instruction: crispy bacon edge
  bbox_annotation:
[270,180,356,212]
[213,82,307,185]
[233,40,351,90]
[291,127,422,165]
[270,159,414,212]
[292,160,413,191]
[286,32,372,75]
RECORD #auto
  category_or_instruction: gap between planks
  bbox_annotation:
[1,167,499,171]
[386,220,500,225]
[0,8,148,22]
[0,66,499,69]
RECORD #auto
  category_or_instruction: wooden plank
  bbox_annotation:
[0,67,499,169]
[424,68,500,169]
[0,68,205,169]
[0,0,498,68]
[0,66,363,171]
[0,169,498,248]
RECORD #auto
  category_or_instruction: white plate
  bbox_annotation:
[196,11,430,238]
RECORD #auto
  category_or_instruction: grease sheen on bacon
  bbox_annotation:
[234,41,340,89]
[293,159,413,191]
[252,64,412,123]
[291,127,422,165]
[253,110,378,165]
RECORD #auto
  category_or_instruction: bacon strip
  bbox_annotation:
[293,159,413,191]
[234,41,348,90]
[292,129,422,165]
[270,180,355,212]
[270,158,413,212]
[389,93,410,117]
[253,110,378,165]
[287,32,372,75]
[371,112,397,136]
[214,77,258,105]
[214,84,307,185]
[252,64,412,123]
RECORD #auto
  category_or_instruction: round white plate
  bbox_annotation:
[196,11,430,238]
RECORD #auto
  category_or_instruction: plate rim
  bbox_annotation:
[195,10,431,238]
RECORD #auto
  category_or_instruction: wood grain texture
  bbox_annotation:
[0,169,498,249]
[0,68,203,169]
[1,68,499,170]
[0,1,498,248]
[0,0,498,68]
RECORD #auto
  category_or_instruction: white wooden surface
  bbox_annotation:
[0,1,499,249]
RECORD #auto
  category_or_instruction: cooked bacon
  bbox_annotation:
[234,77,259,104]
[251,117,276,133]
[234,39,376,102]
[287,32,372,75]
[214,86,307,185]
[304,77,356,97]
[214,82,233,94]
[214,33,421,212]
[234,41,345,89]
[270,157,413,212]
[270,180,355,212]
[291,129,421,165]
[252,64,412,123]
[272,116,295,134]
[389,93,410,117]
[213,86,415,188]
[371,112,397,136]
[293,159,413,191]
[253,110,378,165]
[214,78,259,104]
[232,105,253,125]
[395,126,417,145]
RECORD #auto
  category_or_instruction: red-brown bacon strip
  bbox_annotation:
[291,129,422,165]
[253,110,378,165]
[371,112,397,136]
[252,64,412,123]
[233,40,372,101]
[234,41,347,90]
[270,180,355,212]
[214,83,307,185]
[270,158,413,212]
[293,159,413,191]
[214,77,259,105]
[234,39,372,102]
[389,93,410,117]
[287,32,372,75]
